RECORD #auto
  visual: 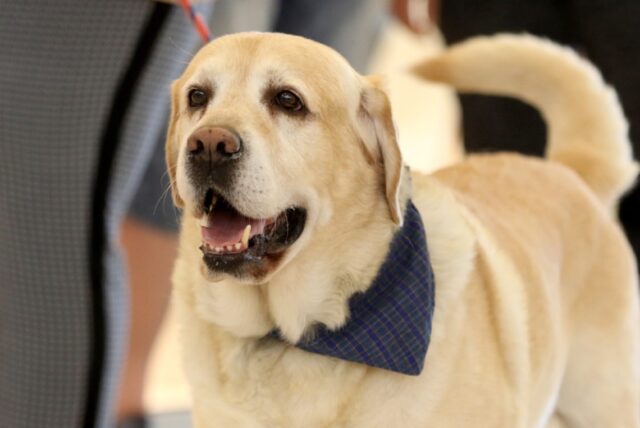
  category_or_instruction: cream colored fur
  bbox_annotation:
[167,33,640,427]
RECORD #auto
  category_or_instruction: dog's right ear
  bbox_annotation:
[165,80,184,208]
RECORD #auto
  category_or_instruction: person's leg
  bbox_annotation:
[0,1,205,426]
[116,219,177,422]
[117,123,181,426]
[0,2,156,427]
[439,0,571,156]
[567,0,640,260]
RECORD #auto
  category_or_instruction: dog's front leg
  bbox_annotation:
[192,395,266,428]
[176,301,266,428]
[174,280,269,428]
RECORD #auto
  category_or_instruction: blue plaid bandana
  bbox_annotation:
[276,201,435,376]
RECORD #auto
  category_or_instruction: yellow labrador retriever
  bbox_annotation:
[165,33,640,427]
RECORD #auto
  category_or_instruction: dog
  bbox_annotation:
[165,32,640,427]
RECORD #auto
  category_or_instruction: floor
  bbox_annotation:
[144,20,461,426]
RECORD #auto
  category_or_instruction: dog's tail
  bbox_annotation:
[413,34,638,211]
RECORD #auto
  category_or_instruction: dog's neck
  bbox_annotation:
[264,196,400,342]
[262,167,416,342]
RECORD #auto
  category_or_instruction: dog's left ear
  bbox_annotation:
[356,76,404,225]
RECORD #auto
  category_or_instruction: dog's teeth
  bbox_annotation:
[209,195,218,213]
[215,247,222,253]
[234,243,242,251]
[241,225,251,248]
[204,192,218,214]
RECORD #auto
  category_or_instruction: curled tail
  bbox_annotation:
[413,34,638,211]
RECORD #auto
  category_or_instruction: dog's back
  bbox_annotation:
[413,34,640,427]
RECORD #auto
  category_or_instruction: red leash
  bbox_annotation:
[178,0,211,43]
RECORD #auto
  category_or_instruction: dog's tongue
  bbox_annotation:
[201,209,266,248]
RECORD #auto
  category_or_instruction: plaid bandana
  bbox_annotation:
[276,201,435,376]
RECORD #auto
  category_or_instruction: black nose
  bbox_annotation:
[186,126,243,166]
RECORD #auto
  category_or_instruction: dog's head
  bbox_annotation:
[167,33,405,285]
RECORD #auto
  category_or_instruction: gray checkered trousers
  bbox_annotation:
[0,2,203,427]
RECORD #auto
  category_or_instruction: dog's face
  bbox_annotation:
[166,33,403,284]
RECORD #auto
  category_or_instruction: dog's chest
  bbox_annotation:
[217,342,371,427]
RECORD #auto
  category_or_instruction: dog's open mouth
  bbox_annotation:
[198,188,306,275]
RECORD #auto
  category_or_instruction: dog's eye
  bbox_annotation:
[274,90,303,112]
[188,89,209,108]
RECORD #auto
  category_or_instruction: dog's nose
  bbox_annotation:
[186,127,243,165]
